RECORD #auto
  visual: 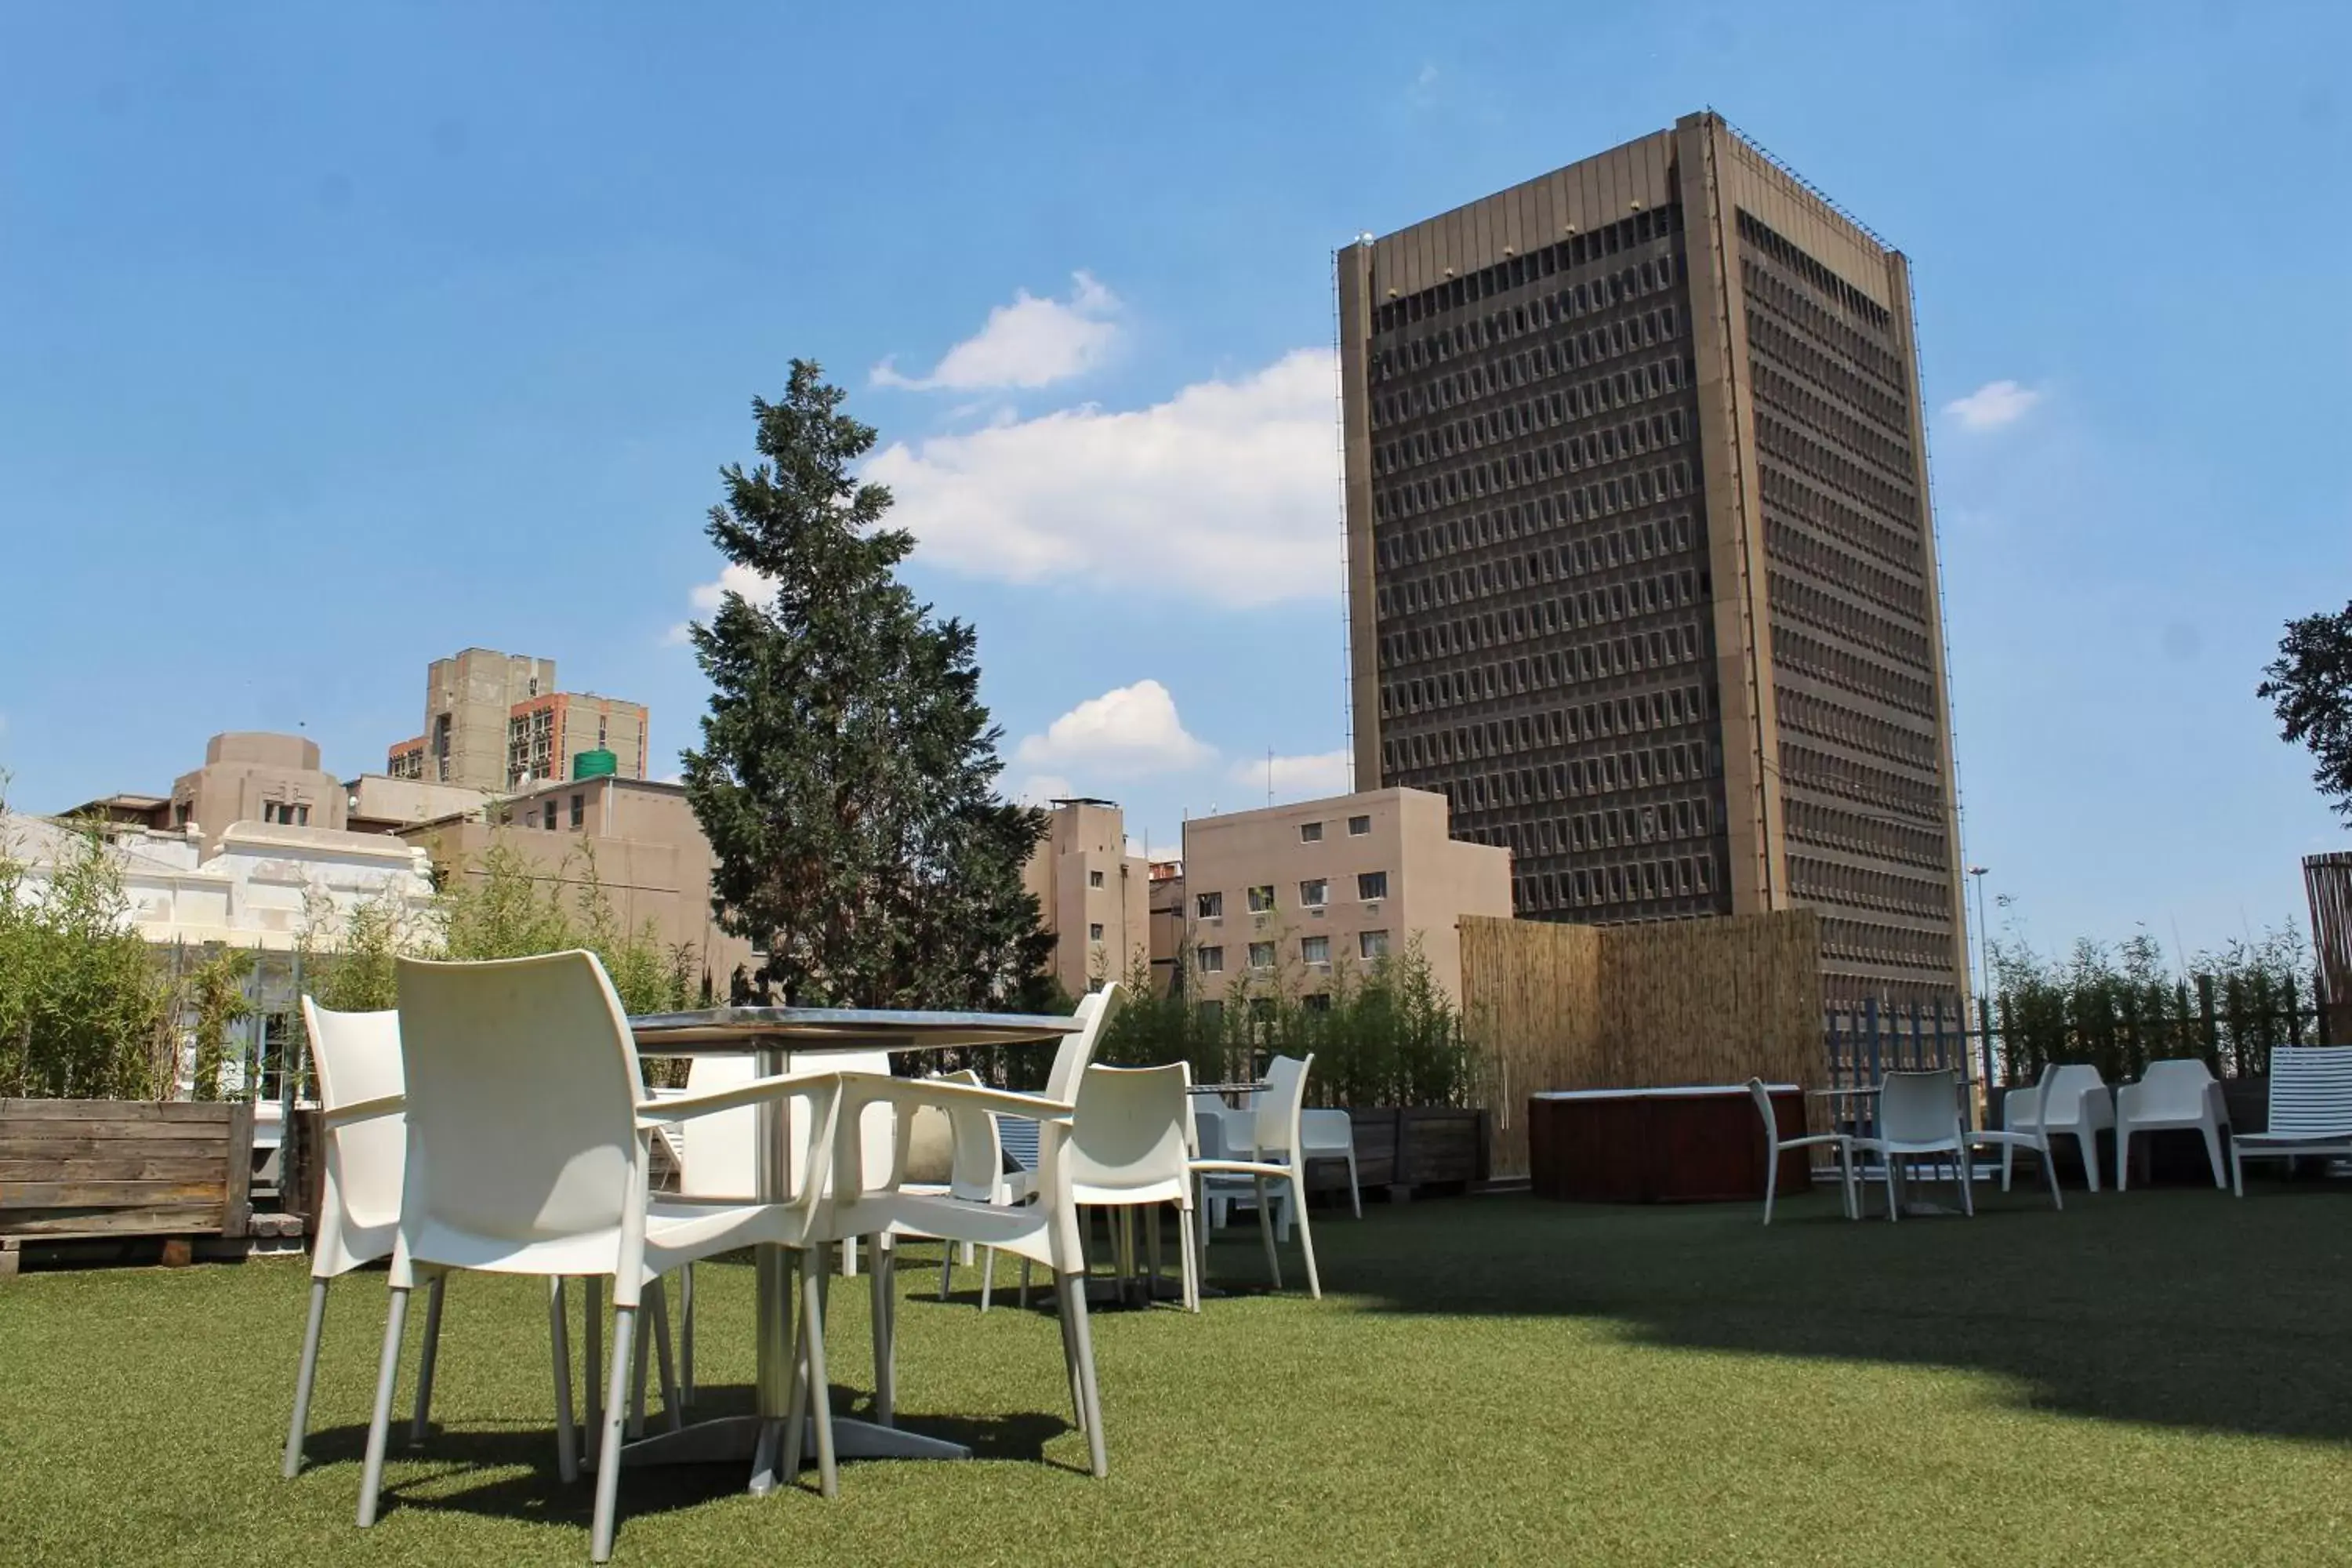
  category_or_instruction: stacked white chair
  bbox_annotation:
[355,952,848,1563]
[1061,1062,1200,1311]
[2229,1044,2352,1196]
[1999,1064,2113,1191]
[2115,1058,2229,1189]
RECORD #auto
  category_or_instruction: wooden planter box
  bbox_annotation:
[0,1100,252,1276]
[1337,1106,1491,1199]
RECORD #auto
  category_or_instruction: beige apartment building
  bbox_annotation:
[1338,111,1969,1009]
[1021,798,1149,996]
[1169,787,1512,1008]
[398,775,751,996]
[164,732,348,855]
[387,647,648,790]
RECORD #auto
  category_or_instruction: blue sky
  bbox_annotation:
[3,2,2347,965]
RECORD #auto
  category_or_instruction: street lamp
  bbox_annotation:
[1966,866,1991,1026]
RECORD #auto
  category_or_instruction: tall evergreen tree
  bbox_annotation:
[681,362,1054,1008]
[2259,599,2352,826]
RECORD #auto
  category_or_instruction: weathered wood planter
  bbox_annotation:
[0,1099,252,1276]
[1327,1106,1491,1200]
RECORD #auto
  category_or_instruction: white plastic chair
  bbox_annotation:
[2115,1058,2229,1190]
[1846,1069,1971,1221]
[356,952,847,1563]
[823,1064,1114,1479]
[1745,1077,1855,1225]
[1966,1065,2064,1211]
[1061,1063,1200,1312]
[1190,1054,1321,1297]
[2230,1045,2352,1196]
[282,1002,407,1477]
[909,1069,1015,1309]
[2000,1064,2112,1192]
[1299,1108,1363,1218]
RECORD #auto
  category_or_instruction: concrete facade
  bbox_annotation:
[168,732,348,857]
[507,691,650,787]
[1338,111,1968,1010]
[397,775,750,996]
[1020,799,1149,996]
[343,774,501,836]
[1168,787,1512,1008]
[397,648,652,790]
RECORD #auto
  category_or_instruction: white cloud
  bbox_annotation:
[1944,379,2042,432]
[866,347,1342,608]
[1011,774,1075,809]
[668,561,778,645]
[1227,749,1353,803]
[872,272,1120,392]
[1014,680,1213,780]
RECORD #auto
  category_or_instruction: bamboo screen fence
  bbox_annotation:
[1460,910,1825,1177]
[2308,853,2352,1044]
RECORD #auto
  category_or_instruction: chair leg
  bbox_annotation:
[781,1259,811,1486]
[1177,1207,1200,1312]
[2231,1140,2245,1198]
[2116,1129,2132,1192]
[2001,1141,2015,1192]
[1955,1148,1975,1217]
[980,1247,995,1314]
[409,1271,447,1446]
[1018,1258,1033,1312]
[1054,1272,1086,1432]
[355,1284,410,1528]
[1761,1142,1777,1226]
[627,1291,650,1440]
[648,1277,681,1434]
[2040,1138,2064,1212]
[869,1243,895,1428]
[841,1237,858,1277]
[590,1302,635,1564]
[1346,1148,1363,1218]
[282,1276,330,1478]
[1288,1173,1320,1299]
[678,1262,695,1408]
[1062,1271,1109,1479]
[2076,1128,2100,1193]
[2200,1121,2227,1188]
[1253,1175,1281,1289]
[801,1257,838,1499]
[1882,1156,1899,1223]
[582,1276,603,1466]
[938,1240,955,1302]
[1145,1207,1163,1301]
[548,1278,579,1483]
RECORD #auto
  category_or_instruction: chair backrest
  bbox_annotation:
[926,1068,1005,1200]
[1066,1062,1193,1196]
[1044,983,1126,1102]
[1298,1107,1354,1156]
[677,1047,895,1200]
[394,951,645,1246]
[1878,1069,1962,1146]
[2267,1046,2352,1137]
[1746,1076,1781,1152]
[2042,1063,2107,1120]
[1251,1054,1314,1162]
[1191,1106,1230,1162]
[2005,1064,2057,1135]
[2135,1057,2217,1118]
[299,998,406,1236]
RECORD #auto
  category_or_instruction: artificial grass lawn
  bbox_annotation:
[3,1184,2350,1566]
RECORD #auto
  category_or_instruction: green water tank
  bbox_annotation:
[572,749,619,780]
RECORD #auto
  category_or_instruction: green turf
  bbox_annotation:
[3,1182,2350,1566]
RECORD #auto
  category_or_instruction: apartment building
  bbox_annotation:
[1170,787,1511,1008]
[397,774,750,996]
[389,647,648,790]
[1337,111,1968,1008]
[1021,798,1149,996]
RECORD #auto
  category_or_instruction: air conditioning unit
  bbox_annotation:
[1310,907,1327,919]
[1365,900,1382,913]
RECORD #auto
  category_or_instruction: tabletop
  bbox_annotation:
[628,1005,1082,1054]
[1531,1083,1796,1102]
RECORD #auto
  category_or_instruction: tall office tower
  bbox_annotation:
[1338,111,1968,1008]
[383,648,651,792]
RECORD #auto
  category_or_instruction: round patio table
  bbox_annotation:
[622,1006,1083,1494]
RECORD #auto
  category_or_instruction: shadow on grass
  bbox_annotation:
[1294,1173,2352,1448]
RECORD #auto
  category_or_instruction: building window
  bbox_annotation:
[1358,871,1389,901]
[543,801,558,830]
[1248,942,1276,971]
[1248,885,1276,913]
[1088,923,1105,942]
[1298,821,1324,843]
[1088,869,1105,888]
[570,793,585,829]
[1359,929,1391,960]
[1196,891,1223,919]
[1348,814,1371,836]
[1197,946,1225,974]
[1301,935,1330,967]
[1301,992,1332,1013]
[1299,879,1328,908]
